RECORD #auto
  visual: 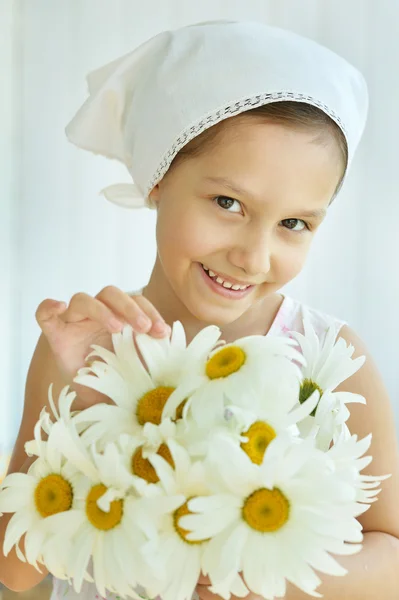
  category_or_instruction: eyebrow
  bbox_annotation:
[203,176,327,220]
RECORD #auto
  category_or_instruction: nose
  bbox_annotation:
[228,226,272,279]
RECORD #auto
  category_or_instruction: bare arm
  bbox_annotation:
[0,334,76,591]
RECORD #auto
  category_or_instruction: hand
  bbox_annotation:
[195,585,255,600]
[35,286,171,409]
[195,584,219,600]
[195,573,216,600]
[195,573,254,600]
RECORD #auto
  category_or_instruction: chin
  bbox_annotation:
[185,296,250,327]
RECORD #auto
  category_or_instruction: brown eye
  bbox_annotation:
[281,219,309,233]
[214,196,242,213]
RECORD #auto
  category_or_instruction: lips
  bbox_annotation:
[201,264,251,290]
[198,263,255,300]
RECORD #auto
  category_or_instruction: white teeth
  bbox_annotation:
[201,264,250,291]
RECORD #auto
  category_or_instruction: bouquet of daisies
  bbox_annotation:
[0,315,390,600]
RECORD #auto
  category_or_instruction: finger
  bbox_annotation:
[62,292,124,333]
[134,295,171,338]
[35,299,68,333]
[95,286,155,334]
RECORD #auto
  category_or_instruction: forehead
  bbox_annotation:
[209,117,338,164]
[191,119,343,203]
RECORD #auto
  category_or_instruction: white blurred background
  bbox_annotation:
[1,0,398,461]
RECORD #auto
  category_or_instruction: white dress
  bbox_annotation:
[50,293,347,599]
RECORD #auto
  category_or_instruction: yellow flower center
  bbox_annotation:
[131,443,175,483]
[174,499,206,545]
[34,474,73,518]
[136,386,176,425]
[240,421,277,464]
[206,346,246,380]
[86,484,123,530]
[242,488,290,533]
[299,378,324,416]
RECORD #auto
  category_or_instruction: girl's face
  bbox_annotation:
[149,119,343,326]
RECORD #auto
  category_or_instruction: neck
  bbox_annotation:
[142,258,284,344]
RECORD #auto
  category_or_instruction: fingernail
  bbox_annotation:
[110,318,123,332]
[137,315,151,330]
[153,320,168,333]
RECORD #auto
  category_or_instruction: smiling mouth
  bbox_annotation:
[200,263,253,290]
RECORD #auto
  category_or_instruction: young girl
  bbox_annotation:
[1,19,399,600]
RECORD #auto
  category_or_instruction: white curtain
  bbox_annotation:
[2,0,398,454]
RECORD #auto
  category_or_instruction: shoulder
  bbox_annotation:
[335,324,399,538]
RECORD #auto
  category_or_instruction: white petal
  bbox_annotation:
[189,495,239,513]
[284,556,322,598]
[186,325,221,363]
[109,526,139,588]
[45,430,62,473]
[183,505,238,541]
[69,525,95,593]
[242,533,269,595]
[0,485,34,512]
[335,391,367,405]
[3,510,36,556]
[41,534,73,579]
[229,573,250,598]
[92,533,108,597]
[51,421,98,481]
[24,525,48,570]
[170,321,187,351]
[41,509,85,537]
[177,546,202,600]
[217,522,248,579]
[286,390,320,426]
[305,546,347,576]
[73,403,121,424]
[0,472,35,491]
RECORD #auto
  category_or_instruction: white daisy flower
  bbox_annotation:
[0,412,82,575]
[180,435,365,600]
[114,420,180,492]
[290,315,367,450]
[175,368,318,462]
[139,440,218,600]
[164,335,306,428]
[40,418,172,598]
[72,322,221,449]
[221,374,320,465]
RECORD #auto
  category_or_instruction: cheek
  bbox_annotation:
[275,242,310,279]
[157,203,225,261]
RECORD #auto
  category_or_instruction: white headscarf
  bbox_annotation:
[65,19,368,209]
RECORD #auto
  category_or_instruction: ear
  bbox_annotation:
[148,183,161,208]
